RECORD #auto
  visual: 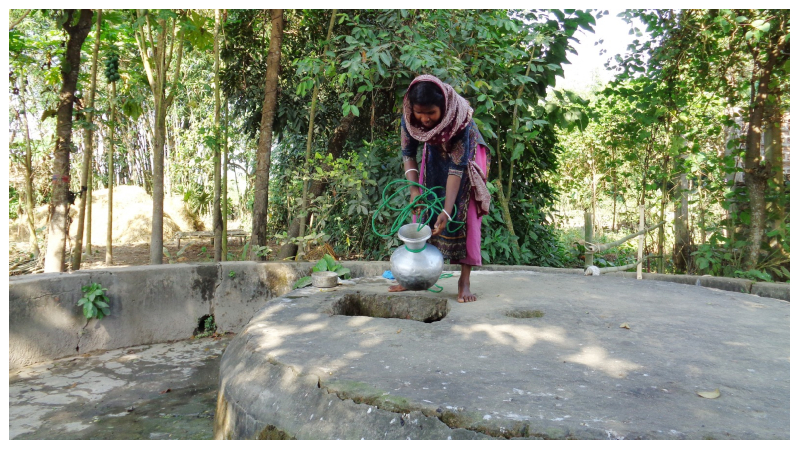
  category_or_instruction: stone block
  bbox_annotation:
[750,282,790,301]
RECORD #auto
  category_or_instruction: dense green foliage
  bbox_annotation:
[8,9,789,280]
[553,9,789,280]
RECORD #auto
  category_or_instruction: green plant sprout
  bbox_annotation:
[77,282,111,320]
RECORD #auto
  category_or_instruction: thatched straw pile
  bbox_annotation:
[11,185,205,245]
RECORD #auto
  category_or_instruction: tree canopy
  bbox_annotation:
[8,9,789,282]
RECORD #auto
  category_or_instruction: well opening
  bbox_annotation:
[330,293,448,323]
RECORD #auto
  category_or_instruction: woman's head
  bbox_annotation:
[408,81,445,130]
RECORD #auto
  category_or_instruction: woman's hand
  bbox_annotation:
[409,189,423,215]
[431,211,449,237]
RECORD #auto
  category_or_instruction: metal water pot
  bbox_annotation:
[390,223,444,291]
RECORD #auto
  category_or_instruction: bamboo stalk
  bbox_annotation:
[585,220,666,254]
[637,205,644,280]
[585,254,657,275]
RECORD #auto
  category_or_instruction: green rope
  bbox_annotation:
[427,273,453,293]
[404,244,426,253]
[371,179,464,240]
[373,179,463,294]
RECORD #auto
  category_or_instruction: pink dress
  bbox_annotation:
[417,143,488,267]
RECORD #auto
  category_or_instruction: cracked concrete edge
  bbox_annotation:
[214,330,490,440]
[214,326,609,440]
[9,262,311,371]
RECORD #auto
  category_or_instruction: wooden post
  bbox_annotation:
[637,205,644,280]
[584,211,593,268]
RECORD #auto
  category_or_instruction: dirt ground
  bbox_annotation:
[8,237,292,274]
[71,239,285,271]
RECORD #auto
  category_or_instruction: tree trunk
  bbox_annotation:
[295,9,337,261]
[494,49,536,261]
[491,132,523,262]
[136,10,184,265]
[18,76,40,258]
[73,9,102,270]
[657,154,669,273]
[150,100,167,264]
[86,162,93,254]
[277,108,357,260]
[611,148,618,232]
[106,81,116,264]
[673,172,690,273]
[741,32,786,271]
[250,9,283,260]
[213,9,223,261]
[722,107,741,241]
[698,175,707,245]
[590,158,597,235]
[764,93,784,232]
[222,96,229,260]
[44,9,94,273]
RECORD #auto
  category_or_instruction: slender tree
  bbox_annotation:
[44,9,94,273]
[73,9,102,270]
[17,76,40,259]
[250,9,283,260]
[213,9,223,261]
[106,79,117,265]
[222,96,229,260]
[134,9,185,264]
[294,9,337,261]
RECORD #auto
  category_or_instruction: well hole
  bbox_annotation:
[330,293,448,323]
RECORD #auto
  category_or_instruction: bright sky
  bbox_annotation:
[556,9,640,92]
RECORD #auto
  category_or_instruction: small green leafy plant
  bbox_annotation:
[232,241,272,261]
[163,243,192,264]
[195,316,217,338]
[229,270,236,279]
[77,282,111,320]
[293,253,351,289]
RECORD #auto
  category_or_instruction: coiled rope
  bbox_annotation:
[371,179,461,293]
[370,179,464,239]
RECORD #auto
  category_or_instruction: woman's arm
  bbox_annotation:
[431,173,461,236]
[403,156,421,200]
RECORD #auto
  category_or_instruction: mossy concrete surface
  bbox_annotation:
[216,271,789,440]
[9,335,231,439]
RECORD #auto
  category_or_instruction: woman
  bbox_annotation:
[390,74,491,303]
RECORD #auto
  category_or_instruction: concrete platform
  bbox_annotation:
[215,270,790,440]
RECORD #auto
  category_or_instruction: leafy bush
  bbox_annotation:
[692,220,790,282]
[9,186,19,220]
[481,181,572,267]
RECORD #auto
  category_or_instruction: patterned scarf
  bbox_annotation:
[402,74,473,150]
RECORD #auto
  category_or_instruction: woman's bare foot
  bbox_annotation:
[457,264,476,303]
[389,284,407,292]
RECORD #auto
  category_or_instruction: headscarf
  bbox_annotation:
[402,74,473,149]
